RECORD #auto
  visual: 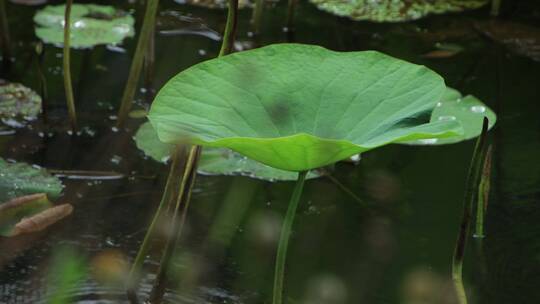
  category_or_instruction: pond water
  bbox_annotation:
[1,0,540,303]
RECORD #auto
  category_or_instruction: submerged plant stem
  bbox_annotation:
[285,0,297,33]
[0,0,11,71]
[491,0,502,16]
[250,0,264,35]
[149,146,201,304]
[63,0,77,130]
[273,170,308,304]
[117,0,159,127]
[219,0,238,56]
[126,148,186,304]
[452,117,490,304]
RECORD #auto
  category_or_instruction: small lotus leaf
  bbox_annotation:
[0,81,42,127]
[149,44,470,171]
[309,0,488,22]
[0,158,64,202]
[34,4,135,48]
[0,193,52,237]
[406,87,496,145]
[134,122,321,181]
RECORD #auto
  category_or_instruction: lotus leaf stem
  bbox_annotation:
[452,117,489,304]
[250,0,264,35]
[273,170,308,304]
[219,0,238,56]
[117,0,160,127]
[285,0,297,33]
[126,147,187,304]
[491,0,501,16]
[63,0,77,130]
[0,0,11,72]
[149,146,201,303]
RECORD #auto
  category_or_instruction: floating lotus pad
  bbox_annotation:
[34,4,135,48]
[148,44,486,171]
[0,158,64,202]
[134,122,321,181]
[309,0,488,22]
[0,81,42,127]
[408,87,496,145]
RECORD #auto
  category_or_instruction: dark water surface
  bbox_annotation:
[1,0,540,303]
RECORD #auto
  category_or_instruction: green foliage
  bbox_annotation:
[407,87,497,145]
[134,122,321,181]
[309,0,488,22]
[34,4,135,48]
[0,158,64,202]
[0,81,42,126]
[149,44,467,171]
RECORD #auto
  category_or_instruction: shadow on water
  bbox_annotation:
[1,0,540,303]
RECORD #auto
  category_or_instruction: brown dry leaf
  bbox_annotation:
[11,204,73,236]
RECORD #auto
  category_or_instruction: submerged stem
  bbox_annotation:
[0,0,11,72]
[63,0,77,130]
[117,0,160,127]
[491,0,502,16]
[250,0,264,36]
[219,0,238,57]
[149,146,201,304]
[126,147,186,304]
[452,117,490,304]
[273,170,308,304]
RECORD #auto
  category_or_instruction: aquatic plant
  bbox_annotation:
[0,0,11,71]
[116,0,159,127]
[474,145,492,238]
[63,0,77,130]
[34,4,135,48]
[452,118,490,304]
[309,0,488,22]
[0,157,63,202]
[491,0,502,16]
[126,0,240,301]
[147,43,496,304]
[0,81,42,128]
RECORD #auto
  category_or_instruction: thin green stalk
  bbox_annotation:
[35,42,48,123]
[0,0,11,71]
[126,147,187,304]
[149,146,201,304]
[145,0,238,298]
[452,117,490,304]
[143,19,155,103]
[324,173,368,208]
[219,0,238,57]
[285,0,297,32]
[491,0,502,16]
[250,0,264,36]
[273,170,308,304]
[474,145,492,238]
[117,0,160,127]
[63,0,77,130]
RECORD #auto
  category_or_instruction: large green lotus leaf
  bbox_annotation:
[406,87,496,145]
[34,4,135,48]
[149,44,464,172]
[0,193,52,237]
[309,0,487,22]
[0,81,42,127]
[0,158,64,202]
[134,122,321,181]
